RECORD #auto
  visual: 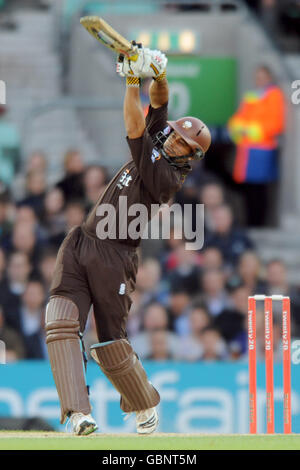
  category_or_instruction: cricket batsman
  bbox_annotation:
[45,44,211,435]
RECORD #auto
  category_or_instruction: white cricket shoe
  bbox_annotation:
[136,407,158,435]
[69,412,98,436]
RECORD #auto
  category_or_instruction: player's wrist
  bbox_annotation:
[153,70,167,82]
[126,76,141,88]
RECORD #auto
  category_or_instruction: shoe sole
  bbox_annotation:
[77,421,98,436]
[137,426,158,435]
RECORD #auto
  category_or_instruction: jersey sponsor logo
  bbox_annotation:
[151,148,161,163]
[117,168,132,189]
[119,283,126,295]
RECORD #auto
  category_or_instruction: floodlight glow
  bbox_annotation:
[179,31,196,53]
[136,32,151,47]
[157,32,170,51]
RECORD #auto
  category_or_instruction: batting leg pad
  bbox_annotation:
[90,339,160,412]
[45,296,91,424]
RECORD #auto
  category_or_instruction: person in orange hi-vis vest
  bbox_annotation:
[227,65,285,227]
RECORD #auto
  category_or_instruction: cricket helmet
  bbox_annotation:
[167,116,211,160]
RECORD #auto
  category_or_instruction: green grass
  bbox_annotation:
[0,432,299,450]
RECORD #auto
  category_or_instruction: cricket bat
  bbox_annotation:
[80,16,138,59]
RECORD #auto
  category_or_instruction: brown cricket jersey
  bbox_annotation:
[83,102,187,247]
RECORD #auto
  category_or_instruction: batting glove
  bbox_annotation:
[116,47,167,79]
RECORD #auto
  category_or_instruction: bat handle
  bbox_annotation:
[127,41,140,61]
[131,40,142,48]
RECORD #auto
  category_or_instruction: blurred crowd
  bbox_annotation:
[245,0,300,51]
[1,149,300,363]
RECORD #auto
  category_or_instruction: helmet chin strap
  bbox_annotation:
[160,147,192,169]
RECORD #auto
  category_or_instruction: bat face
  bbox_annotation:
[80,16,136,57]
[91,27,117,50]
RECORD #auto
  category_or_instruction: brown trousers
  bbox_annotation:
[50,226,138,341]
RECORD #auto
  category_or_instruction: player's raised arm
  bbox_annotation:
[149,65,169,109]
[117,46,168,131]
[123,79,145,139]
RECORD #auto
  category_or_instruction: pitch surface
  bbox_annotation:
[0,432,299,450]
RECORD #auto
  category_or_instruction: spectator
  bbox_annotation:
[65,200,86,231]
[199,182,225,232]
[0,246,6,282]
[0,305,25,362]
[42,187,66,243]
[228,64,285,227]
[18,280,47,359]
[43,195,85,249]
[133,258,162,304]
[0,251,32,331]
[19,170,47,219]
[214,284,251,357]
[167,288,191,336]
[264,259,300,332]
[187,161,219,192]
[202,247,224,271]
[175,178,199,233]
[0,194,13,248]
[200,326,228,361]
[140,204,170,260]
[205,204,254,268]
[56,149,85,202]
[162,230,202,272]
[228,250,266,294]
[16,204,48,243]
[178,305,212,361]
[160,226,187,275]
[200,268,231,317]
[265,259,290,296]
[26,151,48,174]
[83,165,108,210]
[126,289,144,338]
[176,175,198,208]
[16,204,38,225]
[167,242,201,295]
[146,330,174,361]
[130,302,178,360]
[38,247,57,294]
[10,222,44,268]
[44,200,87,257]
[12,151,48,200]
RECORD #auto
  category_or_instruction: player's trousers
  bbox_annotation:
[45,226,161,423]
[50,225,139,340]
